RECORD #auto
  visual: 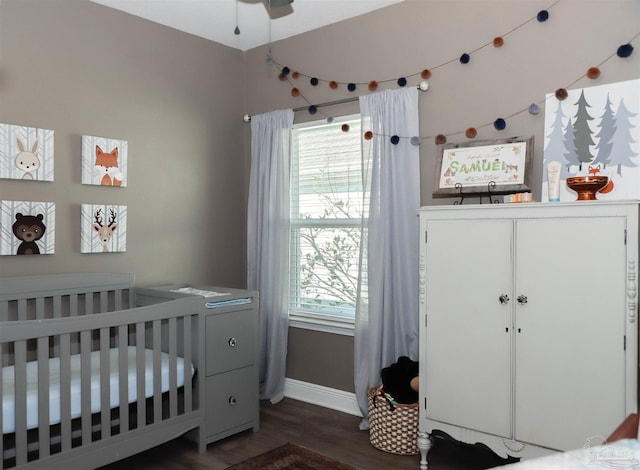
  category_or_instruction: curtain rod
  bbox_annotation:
[243,84,427,122]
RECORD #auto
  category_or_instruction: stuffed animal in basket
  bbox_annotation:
[381,356,419,404]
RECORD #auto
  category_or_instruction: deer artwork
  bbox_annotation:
[93,208,117,252]
[95,145,123,186]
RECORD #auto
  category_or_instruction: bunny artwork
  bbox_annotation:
[15,136,41,180]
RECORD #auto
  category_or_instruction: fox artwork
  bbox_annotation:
[95,145,122,186]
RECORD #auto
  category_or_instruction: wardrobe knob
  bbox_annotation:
[228,396,237,406]
[517,295,528,305]
[499,294,510,304]
[228,337,237,347]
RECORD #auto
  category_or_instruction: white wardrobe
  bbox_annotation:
[417,202,639,469]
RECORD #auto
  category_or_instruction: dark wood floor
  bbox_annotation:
[100,398,517,469]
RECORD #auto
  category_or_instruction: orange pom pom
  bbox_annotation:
[292,71,300,79]
[329,81,338,89]
[435,134,447,145]
[493,37,504,47]
[465,128,477,139]
[364,131,373,140]
[341,124,350,132]
[291,88,300,97]
[421,69,432,79]
[587,67,600,79]
[368,81,378,91]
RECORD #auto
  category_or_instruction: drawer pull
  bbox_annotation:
[228,337,237,347]
[228,396,237,406]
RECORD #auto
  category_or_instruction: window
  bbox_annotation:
[289,115,364,334]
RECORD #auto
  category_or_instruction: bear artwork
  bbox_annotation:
[12,213,46,255]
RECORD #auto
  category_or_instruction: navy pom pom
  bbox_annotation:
[282,66,290,75]
[397,77,407,87]
[493,118,506,131]
[390,135,400,145]
[308,105,317,115]
[617,44,634,58]
[310,77,319,86]
[347,83,357,92]
[460,53,470,64]
[537,10,549,22]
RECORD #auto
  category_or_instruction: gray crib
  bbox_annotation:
[0,273,205,469]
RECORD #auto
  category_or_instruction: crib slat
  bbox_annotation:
[37,336,51,459]
[60,333,72,452]
[85,291,94,316]
[100,328,111,439]
[69,294,78,317]
[36,296,45,320]
[185,315,193,413]
[135,323,146,428]
[100,291,108,313]
[118,324,129,432]
[168,317,178,418]
[153,320,162,423]
[53,295,62,318]
[17,298,27,321]
[14,339,27,465]
[80,330,92,446]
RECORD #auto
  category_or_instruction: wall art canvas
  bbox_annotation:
[81,204,127,253]
[82,135,128,187]
[0,200,55,255]
[0,124,54,181]
[542,79,639,202]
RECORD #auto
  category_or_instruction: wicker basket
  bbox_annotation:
[368,385,419,455]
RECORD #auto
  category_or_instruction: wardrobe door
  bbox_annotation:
[514,216,627,450]
[425,218,513,437]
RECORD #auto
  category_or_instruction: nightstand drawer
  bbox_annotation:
[205,367,257,437]
[205,309,256,375]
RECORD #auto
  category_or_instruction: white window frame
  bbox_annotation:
[289,114,363,336]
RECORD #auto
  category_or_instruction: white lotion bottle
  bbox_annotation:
[547,161,562,202]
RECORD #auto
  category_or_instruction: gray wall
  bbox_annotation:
[246,0,640,392]
[0,0,638,396]
[0,0,248,287]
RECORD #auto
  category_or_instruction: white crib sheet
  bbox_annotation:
[2,346,193,434]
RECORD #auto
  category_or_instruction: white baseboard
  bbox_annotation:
[284,378,363,417]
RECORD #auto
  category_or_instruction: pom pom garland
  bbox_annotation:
[617,43,634,58]
[341,124,350,132]
[262,2,634,144]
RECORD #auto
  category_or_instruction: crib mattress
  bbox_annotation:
[2,346,192,434]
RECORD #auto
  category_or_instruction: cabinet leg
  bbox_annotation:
[417,431,432,470]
